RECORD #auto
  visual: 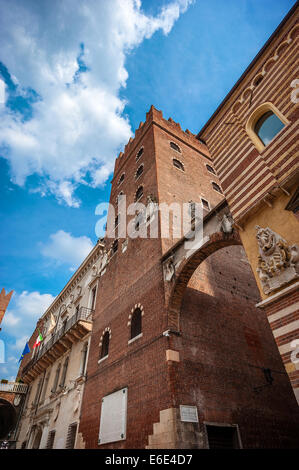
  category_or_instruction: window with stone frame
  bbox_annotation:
[130,308,142,339]
[100,331,110,359]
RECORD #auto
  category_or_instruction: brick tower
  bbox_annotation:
[77,106,299,449]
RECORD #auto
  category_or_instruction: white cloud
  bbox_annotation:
[0,0,193,206]
[2,291,55,347]
[40,230,94,271]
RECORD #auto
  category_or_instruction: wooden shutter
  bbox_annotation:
[46,430,56,449]
[65,423,78,449]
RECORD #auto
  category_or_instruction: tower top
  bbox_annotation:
[113,105,209,177]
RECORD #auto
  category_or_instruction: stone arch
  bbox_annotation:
[0,398,17,439]
[167,230,241,331]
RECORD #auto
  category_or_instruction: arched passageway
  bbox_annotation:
[163,235,299,448]
[167,230,242,331]
[0,398,17,439]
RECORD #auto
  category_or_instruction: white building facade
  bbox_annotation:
[16,240,106,449]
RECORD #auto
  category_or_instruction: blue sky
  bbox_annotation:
[0,0,296,380]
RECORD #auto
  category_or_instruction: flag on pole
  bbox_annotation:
[18,342,30,362]
[33,331,43,349]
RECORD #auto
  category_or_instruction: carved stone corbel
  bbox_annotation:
[163,256,176,282]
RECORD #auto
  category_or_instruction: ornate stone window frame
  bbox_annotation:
[245,102,289,153]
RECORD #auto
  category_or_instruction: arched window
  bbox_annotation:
[212,182,222,194]
[206,164,215,175]
[173,159,184,171]
[135,164,144,180]
[118,173,125,186]
[131,308,142,339]
[135,186,143,201]
[246,102,288,152]
[100,332,110,359]
[170,142,181,153]
[136,147,144,162]
[254,111,285,146]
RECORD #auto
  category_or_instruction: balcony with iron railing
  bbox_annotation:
[0,381,28,394]
[21,307,93,382]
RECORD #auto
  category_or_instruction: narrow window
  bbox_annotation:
[135,164,144,179]
[254,111,285,146]
[135,212,143,231]
[91,287,97,311]
[136,147,144,162]
[51,364,61,393]
[46,430,56,449]
[100,332,110,359]
[59,357,69,389]
[212,182,222,194]
[131,308,142,339]
[65,423,78,449]
[189,201,196,223]
[206,164,215,174]
[135,186,143,201]
[118,173,125,186]
[115,215,119,228]
[112,239,118,254]
[201,198,210,210]
[40,373,50,404]
[24,385,31,409]
[33,379,43,405]
[173,159,184,171]
[170,142,181,153]
[80,342,88,376]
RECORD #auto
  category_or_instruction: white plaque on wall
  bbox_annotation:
[180,405,199,423]
[98,388,128,445]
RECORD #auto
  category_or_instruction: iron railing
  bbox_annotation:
[0,382,28,394]
[21,307,93,377]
